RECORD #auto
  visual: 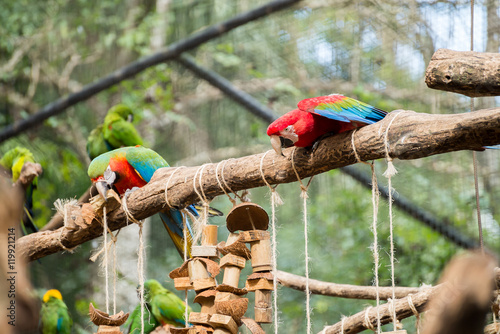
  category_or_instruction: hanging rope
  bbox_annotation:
[103,206,110,314]
[192,164,211,245]
[363,307,376,331]
[122,191,145,334]
[382,112,405,331]
[352,130,381,333]
[164,167,185,209]
[407,294,420,334]
[259,150,284,334]
[469,0,484,253]
[54,199,78,253]
[291,147,314,334]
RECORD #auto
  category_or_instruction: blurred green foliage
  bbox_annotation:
[1,0,499,332]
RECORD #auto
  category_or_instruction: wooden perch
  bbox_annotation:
[425,48,500,97]
[319,285,438,333]
[17,108,500,261]
[276,270,422,300]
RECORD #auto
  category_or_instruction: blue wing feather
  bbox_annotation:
[304,95,387,125]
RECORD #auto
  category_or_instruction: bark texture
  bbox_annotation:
[425,48,500,97]
[17,108,500,261]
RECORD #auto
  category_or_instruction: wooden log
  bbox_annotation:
[208,314,239,334]
[202,225,218,246]
[19,108,500,261]
[250,239,272,272]
[174,277,193,291]
[425,48,500,97]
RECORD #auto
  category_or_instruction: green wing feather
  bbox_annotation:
[125,303,160,334]
[87,124,110,160]
[145,279,191,327]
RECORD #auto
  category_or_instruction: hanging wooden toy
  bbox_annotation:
[89,302,129,334]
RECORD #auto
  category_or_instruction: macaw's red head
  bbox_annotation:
[90,154,147,199]
[267,109,316,155]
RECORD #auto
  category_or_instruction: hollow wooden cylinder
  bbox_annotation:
[202,225,218,246]
[188,259,210,282]
[222,266,242,288]
[250,239,272,272]
[255,290,272,309]
[254,307,272,323]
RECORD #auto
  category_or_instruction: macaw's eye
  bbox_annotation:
[284,125,293,132]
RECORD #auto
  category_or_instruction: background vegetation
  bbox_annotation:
[1,0,499,332]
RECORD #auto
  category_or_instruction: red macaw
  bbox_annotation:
[88,146,221,259]
[266,94,387,154]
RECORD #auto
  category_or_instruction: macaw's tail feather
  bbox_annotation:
[192,204,224,217]
[159,210,193,259]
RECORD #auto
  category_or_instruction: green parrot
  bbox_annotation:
[144,279,191,327]
[0,147,39,234]
[86,104,144,160]
[40,289,72,334]
[125,303,160,334]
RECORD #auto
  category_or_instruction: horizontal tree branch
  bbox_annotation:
[276,270,422,300]
[318,285,438,334]
[0,0,302,143]
[425,48,500,97]
[17,108,500,261]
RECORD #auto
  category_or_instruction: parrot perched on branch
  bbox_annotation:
[267,94,388,155]
[40,289,73,334]
[0,146,40,235]
[87,146,221,258]
[87,104,144,160]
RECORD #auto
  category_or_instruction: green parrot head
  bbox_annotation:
[106,104,135,123]
[0,147,36,182]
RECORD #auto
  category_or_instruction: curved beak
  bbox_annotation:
[270,135,283,156]
[96,166,116,200]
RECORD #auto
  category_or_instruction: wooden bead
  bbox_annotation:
[246,278,274,291]
[250,239,272,272]
[239,230,270,243]
[188,259,210,282]
[173,277,193,291]
[254,307,272,323]
[222,266,242,288]
[202,225,218,246]
[191,245,218,258]
[189,312,211,325]
[96,325,122,334]
[208,314,239,334]
[220,254,246,269]
[192,277,217,292]
[255,290,272,308]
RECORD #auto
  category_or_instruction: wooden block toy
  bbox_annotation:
[174,277,193,291]
[208,314,239,334]
[249,239,272,272]
[194,289,217,315]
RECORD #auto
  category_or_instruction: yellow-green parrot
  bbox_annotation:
[87,104,143,160]
[40,289,72,334]
[145,279,191,327]
[0,147,39,234]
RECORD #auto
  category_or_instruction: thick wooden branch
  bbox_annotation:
[277,270,422,300]
[319,285,437,334]
[425,48,500,97]
[17,108,500,261]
